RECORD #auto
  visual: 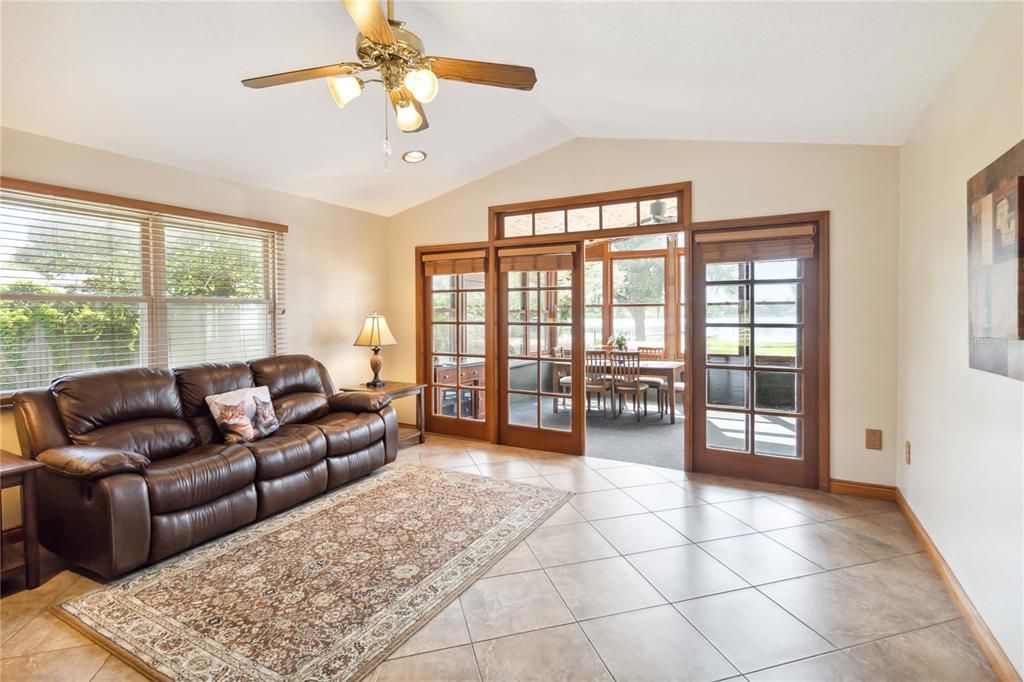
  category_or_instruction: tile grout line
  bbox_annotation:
[581,514,746,680]
[537,557,617,681]
[455,595,485,682]
[1,572,88,646]
[736,615,967,678]
[474,453,935,676]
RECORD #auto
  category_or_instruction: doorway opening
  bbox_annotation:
[416,183,829,489]
[574,232,686,468]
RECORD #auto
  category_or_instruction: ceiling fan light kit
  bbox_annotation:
[242,0,536,142]
[403,68,438,103]
[395,100,423,132]
[326,75,364,108]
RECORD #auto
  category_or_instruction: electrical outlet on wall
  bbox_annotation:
[865,428,883,450]
[905,441,912,465]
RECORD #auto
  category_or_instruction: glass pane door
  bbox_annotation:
[498,248,583,454]
[694,246,819,487]
[425,268,489,440]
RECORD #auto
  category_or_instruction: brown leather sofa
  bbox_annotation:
[12,354,398,579]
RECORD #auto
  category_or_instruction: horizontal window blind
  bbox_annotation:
[0,184,287,394]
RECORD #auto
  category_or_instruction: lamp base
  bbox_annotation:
[367,347,385,387]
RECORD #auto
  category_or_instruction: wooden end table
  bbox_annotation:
[1,450,45,589]
[338,381,426,446]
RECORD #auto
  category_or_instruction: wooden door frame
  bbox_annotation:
[495,245,586,454]
[416,241,498,443]
[685,211,830,490]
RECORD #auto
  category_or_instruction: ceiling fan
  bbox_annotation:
[241,0,537,135]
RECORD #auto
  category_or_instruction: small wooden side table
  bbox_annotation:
[338,381,427,446]
[1,450,45,589]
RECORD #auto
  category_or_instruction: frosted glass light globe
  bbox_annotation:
[395,101,423,132]
[326,75,363,108]
[403,69,438,103]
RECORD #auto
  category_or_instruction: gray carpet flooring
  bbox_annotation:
[510,394,686,470]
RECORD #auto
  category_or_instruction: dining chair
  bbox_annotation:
[610,351,649,421]
[637,346,667,418]
[584,350,612,417]
[672,353,686,417]
[553,347,573,408]
[673,381,686,417]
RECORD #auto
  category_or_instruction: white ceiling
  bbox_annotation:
[1,1,993,216]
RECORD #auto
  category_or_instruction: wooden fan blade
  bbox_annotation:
[429,56,536,91]
[342,0,396,45]
[242,63,361,89]
[388,87,429,132]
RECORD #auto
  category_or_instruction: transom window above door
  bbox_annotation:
[491,183,690,242]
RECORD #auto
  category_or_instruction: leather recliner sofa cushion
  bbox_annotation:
[72,417,198,461]
[52,367,198,461]
[249,355,330,425]
[245,424,327,480]
[143,444,257,514]
[310,412,386,457]
[174,362,257,445]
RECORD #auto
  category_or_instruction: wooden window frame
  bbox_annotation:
[0,177,287,404]
[584,234,686,360]
[489,182,692,245]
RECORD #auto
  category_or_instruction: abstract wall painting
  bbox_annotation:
[968,139,1024,380]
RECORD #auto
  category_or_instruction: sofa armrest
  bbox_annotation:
[36,445,150,479]
[328,391,392,413]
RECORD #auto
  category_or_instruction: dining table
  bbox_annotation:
[552,355,686,424]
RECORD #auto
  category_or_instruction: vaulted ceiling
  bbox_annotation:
[1,1,994,216]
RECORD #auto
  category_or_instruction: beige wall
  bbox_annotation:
[897,2,1023,673]
[0,127,388,527]
[386,137,901,486]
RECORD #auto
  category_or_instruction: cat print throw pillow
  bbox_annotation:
[206,386,280,443]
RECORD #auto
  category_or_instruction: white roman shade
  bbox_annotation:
[0,181,287,394]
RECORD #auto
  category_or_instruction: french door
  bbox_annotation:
[497,244,584,454]
[422,250,490,440]
[691,223,824,487]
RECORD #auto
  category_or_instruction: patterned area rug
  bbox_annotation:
[54,464,572,681]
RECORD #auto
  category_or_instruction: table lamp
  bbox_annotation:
[353,312,397,387]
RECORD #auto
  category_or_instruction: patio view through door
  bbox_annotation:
[691,221,826,488]
[497,244,584,454]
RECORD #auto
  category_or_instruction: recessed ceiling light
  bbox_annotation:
[402,150,427,164]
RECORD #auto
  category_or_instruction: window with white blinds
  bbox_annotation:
[0,183,287,394]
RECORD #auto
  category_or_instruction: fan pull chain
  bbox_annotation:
[382,89,392,171]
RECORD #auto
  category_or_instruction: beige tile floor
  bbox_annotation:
[1,435,995,681]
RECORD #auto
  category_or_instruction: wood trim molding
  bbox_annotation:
[896,489,1021,681]
[488,181,692,216]
[1,177,289,233]
[829,479,897,500]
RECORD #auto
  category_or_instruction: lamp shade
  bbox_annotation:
[353,313,397,348]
